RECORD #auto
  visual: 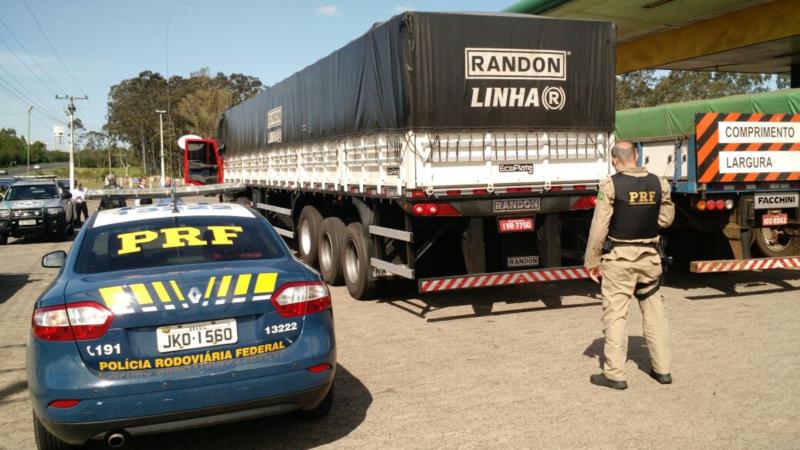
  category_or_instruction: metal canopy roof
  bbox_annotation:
[504,0,799,74]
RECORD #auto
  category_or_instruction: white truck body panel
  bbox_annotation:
[224,130,612,195]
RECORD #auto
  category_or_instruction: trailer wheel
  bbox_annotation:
[753,227,798,257]
[343,223,377,299]
[298,206,323,267]
[319,217,347,285]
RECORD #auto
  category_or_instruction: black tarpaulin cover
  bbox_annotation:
[218,12,615,153]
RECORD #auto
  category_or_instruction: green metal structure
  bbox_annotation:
[615,89,800,142]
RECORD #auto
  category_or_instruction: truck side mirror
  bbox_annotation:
[42,250,67,268]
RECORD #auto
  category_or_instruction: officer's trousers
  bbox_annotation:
[600,249,670,381]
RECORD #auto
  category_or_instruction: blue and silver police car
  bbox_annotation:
[27,202,335,449]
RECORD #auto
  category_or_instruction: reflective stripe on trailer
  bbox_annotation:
[418,266,589,293]
[690,256,800,273]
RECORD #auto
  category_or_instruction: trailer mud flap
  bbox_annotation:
[418,266,588,293]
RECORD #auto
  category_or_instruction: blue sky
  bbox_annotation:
[0,0,512,148]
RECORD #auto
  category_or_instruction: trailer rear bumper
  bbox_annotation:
[690,256,800,273]
[418,266,589,293]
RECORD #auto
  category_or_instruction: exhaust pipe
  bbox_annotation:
[106,432,126,448]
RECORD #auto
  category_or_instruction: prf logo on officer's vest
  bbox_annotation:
[628,190,657,206]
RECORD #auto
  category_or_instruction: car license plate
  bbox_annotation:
[762,213,788,227]
[498,217,534,233]
[19,219,36,226]
[754,192,798,210]
[157,318,237,353]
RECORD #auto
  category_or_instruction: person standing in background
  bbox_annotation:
[72,181,89,226]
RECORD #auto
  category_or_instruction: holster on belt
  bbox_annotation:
[634,279,660,301]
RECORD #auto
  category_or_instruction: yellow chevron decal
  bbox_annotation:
[254,273,278,293]
[204,276,216,299]
[130,283,153,305]
[234,274,252,296]
[169,280,185,301]
[99,286,135,313]
[217,275,233,297]
[152,282,171,303]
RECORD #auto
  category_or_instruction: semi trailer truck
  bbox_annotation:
[616,89,800,274]
[210,12,616,299]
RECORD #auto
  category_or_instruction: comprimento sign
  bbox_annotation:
[695,113,800,183]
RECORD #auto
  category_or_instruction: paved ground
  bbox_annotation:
[1,205,799,449]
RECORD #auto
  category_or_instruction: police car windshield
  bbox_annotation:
[74,216,286,274]
[4,184,59,200]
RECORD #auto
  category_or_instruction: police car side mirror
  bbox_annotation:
[42,250,67,268]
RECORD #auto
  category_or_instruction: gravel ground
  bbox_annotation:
[1,201,798,449]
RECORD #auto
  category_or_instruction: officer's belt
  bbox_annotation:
[606,241,659,250]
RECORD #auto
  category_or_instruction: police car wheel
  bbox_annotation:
[298,206,323,267]
[33,413,76,450]
[753,227,797,257]
[319,217,347,285]
[343,222,377,300]
[299,387,333,420]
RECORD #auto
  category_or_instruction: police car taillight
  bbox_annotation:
[32,302,113,341]
[271,281,332,318]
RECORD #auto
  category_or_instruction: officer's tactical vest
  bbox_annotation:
[608,172,661,240]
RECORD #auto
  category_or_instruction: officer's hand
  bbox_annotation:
[588,267,602,284]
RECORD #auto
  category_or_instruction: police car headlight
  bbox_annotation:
[46,207,64,215]
[0,209,9,219]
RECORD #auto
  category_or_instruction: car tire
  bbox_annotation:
[299,387,333,420]
[0,233,7,245]
[343,223,377,300]
[318,217,347,285]
[298,206,323,267]
[33,413,76,450]
[753,227,798,257]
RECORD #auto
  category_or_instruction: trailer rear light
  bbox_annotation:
[472,188,489,196]
[410,202,461,217]
[307,363,333,373]
[724,199,735,210]
[695,200,706,211]
[706,199,716,210]
[570,195,597,210]
[408,190,426,198]
[32,302,113,341]
[506,187,532,194]
[714,199,725,210]
[446,190,461,197]
[49,400,80,409]
[271,281,332,318]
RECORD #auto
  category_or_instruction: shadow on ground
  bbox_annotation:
[376,278,602,322]
[109,364,371,450]
[664,267,800,301]
[583,336,652,376]
[0,274,32,305]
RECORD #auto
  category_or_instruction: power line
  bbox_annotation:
[0,62,59,117]
[0,17,64,95]
[21,0,105,126]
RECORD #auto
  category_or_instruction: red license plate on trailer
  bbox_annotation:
[762,213,788,227]
[498,217,534,233]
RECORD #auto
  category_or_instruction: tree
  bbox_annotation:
[176,82,233,138]
[616,70,780,109]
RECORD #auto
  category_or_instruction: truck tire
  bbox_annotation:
[753,227,798,257]
[33,413,76,450]
[0,233,7,245]
[319,217,347,285]
[298,206,323,267]
[343,222,377,299]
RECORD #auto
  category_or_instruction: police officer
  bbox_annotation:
[585,141,675,390]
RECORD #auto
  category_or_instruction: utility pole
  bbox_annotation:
[56,95,88,191]
[156,110,166,186]
[26,105,32,176]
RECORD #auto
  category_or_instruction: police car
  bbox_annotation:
[27,202,336,449]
